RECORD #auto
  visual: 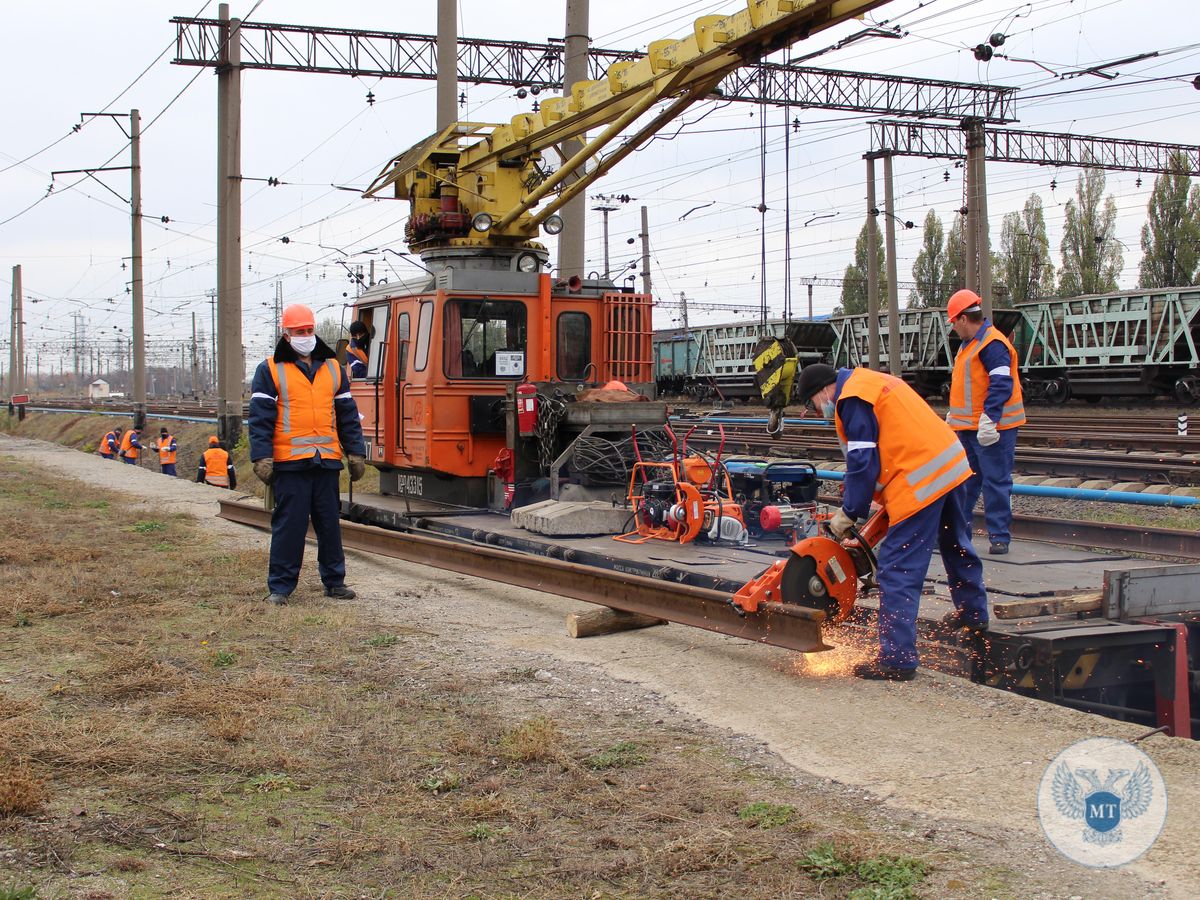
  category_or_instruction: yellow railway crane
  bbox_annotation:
[363,0,892,267]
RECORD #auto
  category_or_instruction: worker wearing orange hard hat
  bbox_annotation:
[796,362,989,682]
[945,289,1026,555]
[197,435,236,489]
[248,303,366,606]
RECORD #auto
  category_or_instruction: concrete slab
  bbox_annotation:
[511,499,632,536]
[1078,479,1115,491]
[1039,477,1083,488]
[1110,482,1147,493]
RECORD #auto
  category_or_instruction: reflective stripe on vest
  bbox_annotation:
[947,326,1026,431]
[202,447,230,486]
[266,358,343,463]
[835,368,972,523]
[159,436,177,465]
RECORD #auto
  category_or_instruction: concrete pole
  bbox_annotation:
[217,4,244,444]
[865,155,881,370]
[558,0,589,279]
[130,109,146,429]
[639,205,652,296]
[191,312,199,396]
[807,283,813,320]
[972,123,994,318]
[436,0,457,130]
[883,153,901,376]
[964,131,978,301]
[9,265,22,396]
[593,205,615,278]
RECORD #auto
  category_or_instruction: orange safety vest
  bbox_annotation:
[835,368,972,524]
[119,431,140,460]
[266,358,344,463]
[201,447,231,487]
[100,430,118,456]
[158,435,177,465]
[347,345,368,366]
[947,326,1026,431]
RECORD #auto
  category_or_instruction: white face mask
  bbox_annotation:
[821,399,835,419]
[289,334,317,356]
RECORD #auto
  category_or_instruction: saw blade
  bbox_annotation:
[779,553,839,617]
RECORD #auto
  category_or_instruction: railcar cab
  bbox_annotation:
[347,257,654,506]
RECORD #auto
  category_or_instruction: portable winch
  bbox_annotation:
[732,507,889,623]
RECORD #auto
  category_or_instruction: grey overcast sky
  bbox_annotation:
[1,0,1197,375]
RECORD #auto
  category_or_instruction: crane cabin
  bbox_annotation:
[347,257,655,507]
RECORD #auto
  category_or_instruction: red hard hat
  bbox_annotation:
[281,303,315,330]
[947,289,982,324]
[602,380,629,391]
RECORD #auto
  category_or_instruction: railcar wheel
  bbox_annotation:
[1174,377,1198,405]
[1044,378,1071,405]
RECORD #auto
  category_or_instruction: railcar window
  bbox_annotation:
[557,312,592,380]
[395,311,411,378]
[414,301,433,371]
[355,305,388,380]
[443,299,527,378]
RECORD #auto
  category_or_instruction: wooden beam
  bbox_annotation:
[992,592,1102,620]
[566,607,666,639]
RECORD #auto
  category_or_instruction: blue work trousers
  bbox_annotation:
[875,485,989,670]
[122,456,137,465]
[958,428,1018,545]
[268,467,346,596]
[161,463,177,477]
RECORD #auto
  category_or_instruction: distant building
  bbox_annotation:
[87,379,110,400]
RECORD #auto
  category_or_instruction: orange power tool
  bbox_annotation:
[731,506,889,623]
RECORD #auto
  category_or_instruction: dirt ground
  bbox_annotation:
[3,425,1200,898]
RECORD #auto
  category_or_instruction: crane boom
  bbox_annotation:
[364,0,892,256]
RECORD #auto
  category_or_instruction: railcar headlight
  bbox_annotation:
[516,252,540,273]
[471,212,493,232]
[543,214,564,235]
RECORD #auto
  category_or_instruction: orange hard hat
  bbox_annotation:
[947,289,982,324]
[208,435,220,446]
[281,303,315,330]
[602,380,629,391]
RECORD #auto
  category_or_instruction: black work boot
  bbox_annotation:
[324,584,356,600]
[266,592,290,606]
[989,541,1009,555]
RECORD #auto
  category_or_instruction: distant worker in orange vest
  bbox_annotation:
[347,319,370,378]
[248,303,366,606]
[796,363,990,681]
[151,427,179,476]
[945,290,1026,556]
[99,426,123,460]
[197,435,237,489]
[118,426,142,465]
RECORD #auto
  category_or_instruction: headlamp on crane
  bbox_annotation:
[543,214,564,235]
[471,212,494,233]
[516,252,540,273]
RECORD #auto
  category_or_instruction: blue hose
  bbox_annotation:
[813,468,1200,508]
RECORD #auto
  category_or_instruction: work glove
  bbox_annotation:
[945,410,953,425]
[977,412,1000,447]
[253,458,275,484]
[829,508,855,541]
[347,455,366,483]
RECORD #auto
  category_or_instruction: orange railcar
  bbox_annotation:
[347,270,653,505]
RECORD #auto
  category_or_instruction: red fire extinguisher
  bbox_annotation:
[516,382,538,437]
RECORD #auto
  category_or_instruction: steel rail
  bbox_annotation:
[217,499,830,653]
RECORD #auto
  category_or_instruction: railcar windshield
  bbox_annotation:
[443,299,527,378]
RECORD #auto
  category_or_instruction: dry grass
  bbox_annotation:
[0,761,48,816]
[0,453,1000,898]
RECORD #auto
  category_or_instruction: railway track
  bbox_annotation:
[682,423,1200,487]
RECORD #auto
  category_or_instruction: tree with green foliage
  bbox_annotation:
[909,210,948,309]
[1138,154,1200,288]
[834,220,887,316]
[1059,168,1122,297]
[999,193,1055,304]
[942,214,967,301]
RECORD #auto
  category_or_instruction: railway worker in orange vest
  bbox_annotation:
[99,426,123,460]
[248,303,366,606]
[796,363,990,681]
[945,289,1026,556]
[347,319,370,378]
[152,427,178,476]
[197,435,237,489]
[118,426,142,465]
